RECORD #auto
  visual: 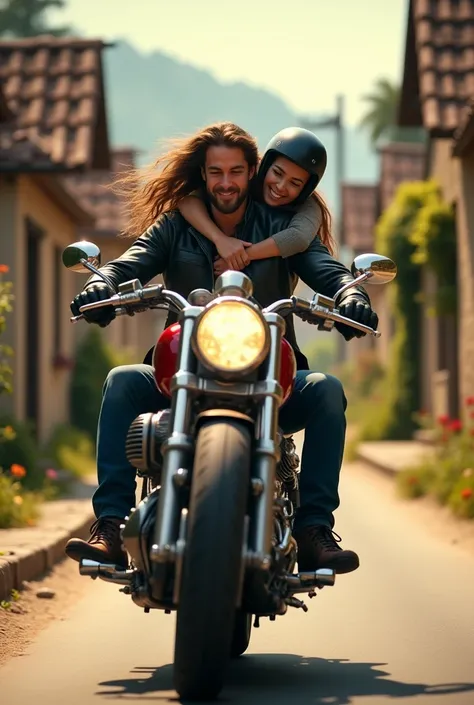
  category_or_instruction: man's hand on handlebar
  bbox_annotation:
[70,284,116,328]
[336,296,379,341]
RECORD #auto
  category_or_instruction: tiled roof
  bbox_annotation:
[453,97,474,153]
[398,0,474,136]
[0,81,55,170]
[0,125,55,170]
[0,35,111,170]
[378,141,426,210]
[64,147,140,236]
[341,184,379,251]
[0,84,13,122]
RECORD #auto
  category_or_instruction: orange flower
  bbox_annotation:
[0,264,9,274]
[10,464,26,478]
[461,487,473,500]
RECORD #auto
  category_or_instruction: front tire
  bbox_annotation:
[230,610,252,658]
[173,418,251,700]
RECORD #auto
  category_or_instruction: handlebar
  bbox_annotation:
[72,283,380,338]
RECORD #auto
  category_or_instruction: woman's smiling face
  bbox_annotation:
[262,155,310,207]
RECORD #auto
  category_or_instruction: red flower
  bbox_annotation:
[466,397,474,407]
[449,419,462,433]
[0,264,9,274]
[438,415,450,427]
[461,487,473,500]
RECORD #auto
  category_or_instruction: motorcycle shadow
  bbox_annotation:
[96,653,474,704]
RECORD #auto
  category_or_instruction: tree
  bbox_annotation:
[359,77,402,146]
[0,0,71,38]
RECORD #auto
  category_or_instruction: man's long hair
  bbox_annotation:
[114,122,259,238]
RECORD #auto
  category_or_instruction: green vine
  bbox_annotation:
[409,182,457,316]
[364,179,457,440]
[0,268,13,396]
[371,182,424,439]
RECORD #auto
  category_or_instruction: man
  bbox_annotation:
[66,122,377,575]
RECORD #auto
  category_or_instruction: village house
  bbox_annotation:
[0,36,160,442]
[398,0,474,417]
[64,146,167,359]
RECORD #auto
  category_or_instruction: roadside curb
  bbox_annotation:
[354,440,434,479]
[0,502,94,602]
[355,446,399,477]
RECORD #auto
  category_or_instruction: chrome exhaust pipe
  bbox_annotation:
[285,568,335,592]
[79,559,135,586]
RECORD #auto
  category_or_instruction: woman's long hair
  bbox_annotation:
[311,190,337,256]
[113,122,259,238]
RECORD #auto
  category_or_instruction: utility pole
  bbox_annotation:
[300,94,347,364]
[300,94,345,250]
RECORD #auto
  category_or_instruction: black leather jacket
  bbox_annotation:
[86,199,371,369]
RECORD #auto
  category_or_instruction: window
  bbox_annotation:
[53,245,62,353]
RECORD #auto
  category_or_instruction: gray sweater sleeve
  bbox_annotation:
[271,197,322,258]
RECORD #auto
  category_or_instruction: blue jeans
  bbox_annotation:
[93,365,347,531]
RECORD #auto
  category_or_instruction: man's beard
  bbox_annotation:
[207,185,249,214]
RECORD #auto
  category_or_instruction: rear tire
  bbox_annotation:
[173,418,251,700]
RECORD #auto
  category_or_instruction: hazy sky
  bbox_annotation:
[50,0,408,125]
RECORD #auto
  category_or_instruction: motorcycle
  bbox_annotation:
[63,241,396,700]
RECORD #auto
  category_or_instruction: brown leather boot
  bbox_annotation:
[65,517,128,567]
[294,525,359,575]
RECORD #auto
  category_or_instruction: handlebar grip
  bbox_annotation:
[69,307,128,324]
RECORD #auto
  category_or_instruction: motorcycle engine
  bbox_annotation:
[121,486,161,573]
[277,435,300,488]
[125,408,171,482]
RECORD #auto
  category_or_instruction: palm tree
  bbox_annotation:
[359,78,402,146]
[0,0,72,38]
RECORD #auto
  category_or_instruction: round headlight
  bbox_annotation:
[194,300,269,374]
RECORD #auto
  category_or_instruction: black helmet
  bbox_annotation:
[257,127,327,205]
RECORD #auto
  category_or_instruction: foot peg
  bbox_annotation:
[285,568,335,593]
[285,596,309,612]
[79,559,134,586]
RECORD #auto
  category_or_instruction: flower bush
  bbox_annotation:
[0,467,40,528]
[0,265,45,527]
[0,266,96,528]
[397,397,474,519]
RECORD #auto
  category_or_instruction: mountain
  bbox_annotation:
[102,40,379,211]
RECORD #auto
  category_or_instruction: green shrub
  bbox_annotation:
[0,474,41,528]
[396,399,474,519]
[447,473,474,519]
[70,328,127,442]
[0,416,43,489]
[44,423,96,479]
[303,335,337,373]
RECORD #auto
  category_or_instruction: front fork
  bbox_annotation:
[149,307,286,600]
[248,313,286,570]
[149,307,200,599]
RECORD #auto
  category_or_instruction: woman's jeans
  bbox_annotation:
[93,365,347,531]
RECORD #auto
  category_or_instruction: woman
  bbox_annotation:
[177,126,336,274]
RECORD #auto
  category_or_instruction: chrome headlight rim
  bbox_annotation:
[191,296,270,377]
